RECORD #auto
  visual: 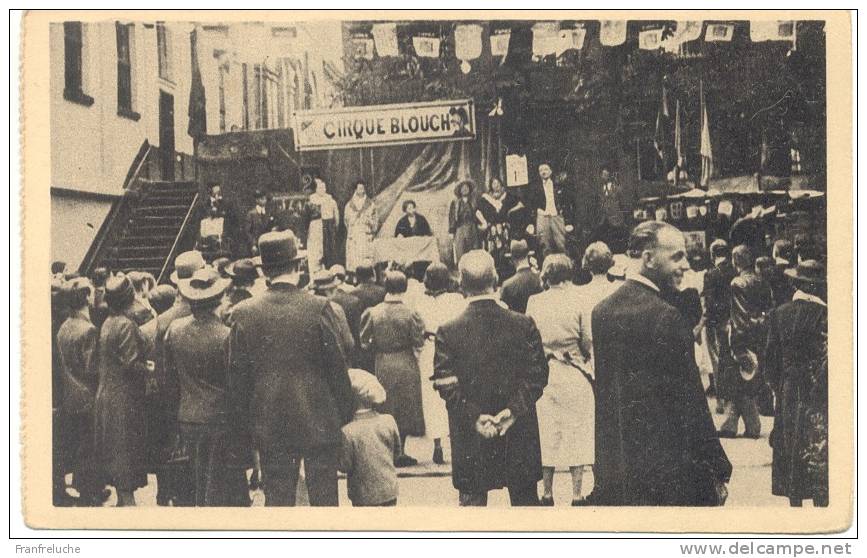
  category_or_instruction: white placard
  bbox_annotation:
[505,154,529,187]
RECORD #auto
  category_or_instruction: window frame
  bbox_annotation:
[115,21,140,120]
[63,21,94,106]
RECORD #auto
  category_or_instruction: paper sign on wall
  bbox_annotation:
[505,154,529,187]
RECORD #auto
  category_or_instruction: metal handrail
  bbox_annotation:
[78,141,154,276]
[158,191,200,284]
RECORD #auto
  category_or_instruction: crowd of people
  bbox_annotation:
[52,194,827,508]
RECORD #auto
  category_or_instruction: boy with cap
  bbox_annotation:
[338,369,400,507]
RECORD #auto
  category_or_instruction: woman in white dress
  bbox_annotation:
[412,262,465,464]
[343,180,378,273]
[526,254,595,506]
[307,178,339,274]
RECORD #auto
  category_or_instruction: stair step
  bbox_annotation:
[143,193,197,205]
[121,234,177,244]
[132,215,187,226]
[114,256,166,267]
[116,246,172,257]
[136,205,192,216]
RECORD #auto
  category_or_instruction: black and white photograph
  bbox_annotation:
[16,9,854,534]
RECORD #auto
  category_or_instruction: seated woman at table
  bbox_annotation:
[394,200,432,238]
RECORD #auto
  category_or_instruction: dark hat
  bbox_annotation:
[454,179,475,197]
[104,274,135,311]
[226,258,259,283]
[784,259,826,285]
[505,239,532,260]
[170,250,206,285]
[311,269,340,291]
[256,230,306,272]
[178,267,231,303]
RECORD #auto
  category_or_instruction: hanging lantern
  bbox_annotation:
[490,28,511,59]
[532,22,560,58]
[455,23,483,73]
[372,23,399,57]
[599,20,627,46]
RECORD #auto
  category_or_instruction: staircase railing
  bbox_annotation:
[78,140,154,276]
[157,192,200,284]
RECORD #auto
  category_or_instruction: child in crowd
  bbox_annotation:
[338,369,400,507]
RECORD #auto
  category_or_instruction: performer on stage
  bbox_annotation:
[476,177,518,280]
[344,180,378,273]
[307,178,339,274]
[449,180,480,266]
[394,200,432,238]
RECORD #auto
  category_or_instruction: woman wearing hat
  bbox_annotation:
[93,274,153,505]
[449,180,480,267]
[164,268,249,506]
[765,260,828,507]
[359,271,426,467]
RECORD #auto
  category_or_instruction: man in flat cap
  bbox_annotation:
[229,231,354,506]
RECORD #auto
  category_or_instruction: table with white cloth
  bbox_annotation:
[371,236,441,267]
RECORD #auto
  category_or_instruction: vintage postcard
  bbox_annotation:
[19,9,853,532]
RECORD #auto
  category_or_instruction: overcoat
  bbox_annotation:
[592,280,732,506]
[434,299,549,493]
[228,283,354,452]
[499,267,542,314]
[765,298,828,501]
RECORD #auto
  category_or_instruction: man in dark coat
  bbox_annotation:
[351,262,387,372]
[702,239,738,409]
[592,221,732,506]
[434,250,549,506]
[245,190,276,256]
[499,240,542,314]
[229,231,354,506]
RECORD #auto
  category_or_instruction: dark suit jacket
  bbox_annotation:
[525,179,575,226]
[702,261,737,327]
[394,214,432,238]
[352,282,387,311]
[592,279,732,506]
[246,207,276,250]
[500,267,543,314]
[228,283,354,451]
[55,315,99,416]
[434,299,548,493]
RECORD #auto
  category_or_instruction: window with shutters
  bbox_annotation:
[63,21,93,106]
[115,22,139,120]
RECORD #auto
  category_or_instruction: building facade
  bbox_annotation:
[50,19,344,270]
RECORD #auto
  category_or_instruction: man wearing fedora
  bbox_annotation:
[499,239,542,314]
[140,250,206,506]
[245,190,275,256]
[764,259,828,507]
[310,269,358,362]
[221,258,257,325]
[719,244,774,439]
[592,222,731,506]
[228,231,354,506]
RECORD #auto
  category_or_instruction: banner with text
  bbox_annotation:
[293,99,476,151]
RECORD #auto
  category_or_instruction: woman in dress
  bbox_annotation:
[394,200,432,238]
[93,274,153,506]
[359,270,426,467]
[574,242,619,368]
[525,255,595,506]
[412,263,466,464]
[306,178,339,274]
[448,180,480,267]
[476,177,519,280]
[344,180,378,273]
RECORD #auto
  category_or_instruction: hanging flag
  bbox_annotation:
[372,23,399,57]
[705,23,734,42]
[413,35,441,58]
[750,21,796,43]
[556,27,586,55]
[455,24,483,61]
[187,26,207,139]
[600,20,627,46]
[653,85,672,169]
[638,27,665,50]
[674,99,683,170]
[490,28,511,58]
[700,80,715,188]
[532,22,560,57]
[351,35,375,60]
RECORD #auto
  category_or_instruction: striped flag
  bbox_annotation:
[700,80,714,188]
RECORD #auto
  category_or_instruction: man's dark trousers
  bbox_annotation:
[262,445,339,506]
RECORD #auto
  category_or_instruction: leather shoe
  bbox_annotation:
[432,447,445,465]
[540,495,554,506]
[717,430,738,438]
